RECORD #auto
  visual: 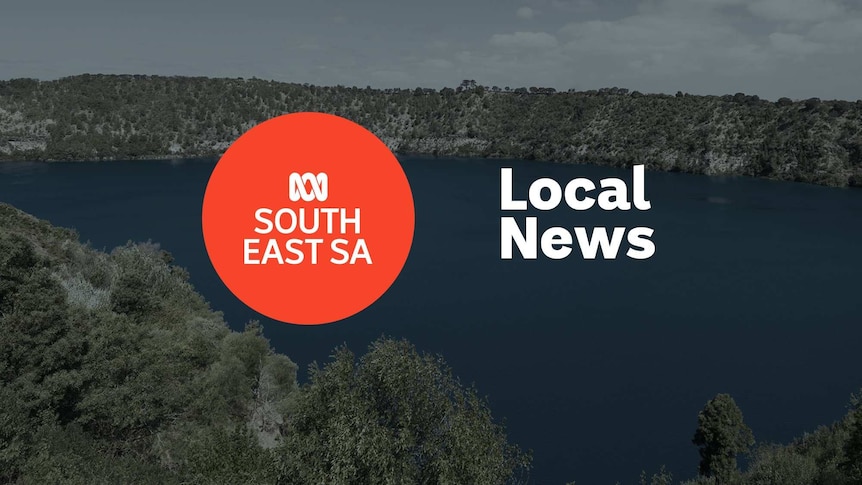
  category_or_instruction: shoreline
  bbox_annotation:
[3,75,861,189]
[1,151,859,190]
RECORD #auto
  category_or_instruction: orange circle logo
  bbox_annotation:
[202,112,415,325]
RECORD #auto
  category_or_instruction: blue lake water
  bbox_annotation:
[1,157,861,484]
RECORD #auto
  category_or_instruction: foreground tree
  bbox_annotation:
[840,392,862,482]
[692,393,754,483]
[276,337,531,485]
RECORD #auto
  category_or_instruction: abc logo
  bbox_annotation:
[201,112,414,325]
[289,172,328,202]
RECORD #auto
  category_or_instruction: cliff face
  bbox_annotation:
[1,75,861,186]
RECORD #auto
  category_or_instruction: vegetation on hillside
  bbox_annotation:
[1,202,860,483]
[0,202,530,484]
[634,391,862,485]
[1,75,861,187]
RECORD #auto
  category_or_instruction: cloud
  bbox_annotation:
[557,10,767,75]
[3,0,861,100]
[809,16,862,43]
[369,69,410,84]
[748,0,845,23]
[768,32,823,57]
[465,0,860,99]
[454,50,474,64]
[516,6,535,19]
[420,58,455,70]
[490,31,558,49]
[427,39,451,51]
[548,0,598,13]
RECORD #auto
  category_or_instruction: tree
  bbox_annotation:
[183,425,278,484]
[276,337,531,484]
[840,392,862,481]
[692,393,754,482]
[639,465,673,485]
[459,79,477,91]
[744,444,817,485]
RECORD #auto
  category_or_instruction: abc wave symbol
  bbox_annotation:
[289,172,328,202]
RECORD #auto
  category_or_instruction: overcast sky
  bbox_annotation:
[1,0,860,100]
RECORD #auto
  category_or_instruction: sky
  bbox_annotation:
[1,0,861,101]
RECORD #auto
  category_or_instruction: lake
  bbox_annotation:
[1,156,861,484]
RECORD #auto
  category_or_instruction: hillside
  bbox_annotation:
[0,202,529,484]
[1,75,861,187]
[1,205,861,483]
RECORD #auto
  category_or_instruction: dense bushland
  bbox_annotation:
[2,75,861,187]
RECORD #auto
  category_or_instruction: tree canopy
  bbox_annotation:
[0,202,528,484]
[692,393,755,482]
[278,338,531,484]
